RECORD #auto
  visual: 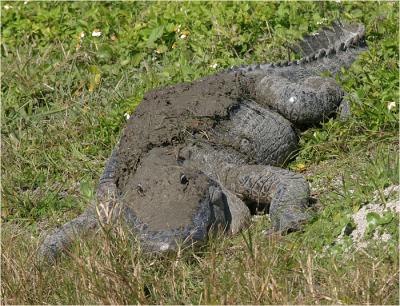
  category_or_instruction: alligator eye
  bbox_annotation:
[180,174,188,184]
[241,138,250,145]
[240,138,250,149]
[137,184,144,195]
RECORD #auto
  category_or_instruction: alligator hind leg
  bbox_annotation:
[219,164,310,232]
[179,144,310,233]
[252,73,344,127]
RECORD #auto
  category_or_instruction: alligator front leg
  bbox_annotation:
[37,145,120,263]
[219,164,310,232]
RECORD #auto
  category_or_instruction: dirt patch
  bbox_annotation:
[337,185,399,249]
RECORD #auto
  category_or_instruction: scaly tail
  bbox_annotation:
[289,21,367,75]
[227,21,367,76]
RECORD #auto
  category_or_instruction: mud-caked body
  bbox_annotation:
[39,22,367,262]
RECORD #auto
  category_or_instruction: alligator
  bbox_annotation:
[38,21,367,262]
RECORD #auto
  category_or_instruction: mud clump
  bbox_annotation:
[121,147,212,231]
[116,72,244,191]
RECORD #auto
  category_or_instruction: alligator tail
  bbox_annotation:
[227,21,367,75]
[292,21,366,58]
[289,21,367,74]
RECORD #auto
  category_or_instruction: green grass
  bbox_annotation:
[1,1,399,304]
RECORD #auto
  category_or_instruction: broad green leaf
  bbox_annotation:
[366,212,380,226]
[147,25,164,46]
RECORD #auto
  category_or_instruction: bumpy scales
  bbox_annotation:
[39,22,367,262]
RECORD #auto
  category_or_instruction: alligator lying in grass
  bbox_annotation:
[39,21,367,262]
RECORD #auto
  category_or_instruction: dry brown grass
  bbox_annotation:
[2,220,398,305]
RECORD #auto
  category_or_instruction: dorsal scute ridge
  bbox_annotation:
[289,21,366,66]
[221,21,365,74]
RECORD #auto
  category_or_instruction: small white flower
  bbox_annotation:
[3,5,12,10]
[210,63,218,69]
[80,32,85,38]
[179,34,187,39]
[288,96,297,103]
[311,32,320,36]
[124,113,130,121]
[380,232,391,242]
[387,101,396,111]
[92,30,102,37]
[24,0,29,4]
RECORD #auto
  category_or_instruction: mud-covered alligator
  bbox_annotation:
[39,21,367,262]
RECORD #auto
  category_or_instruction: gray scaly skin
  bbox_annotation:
[38,21,367,263]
